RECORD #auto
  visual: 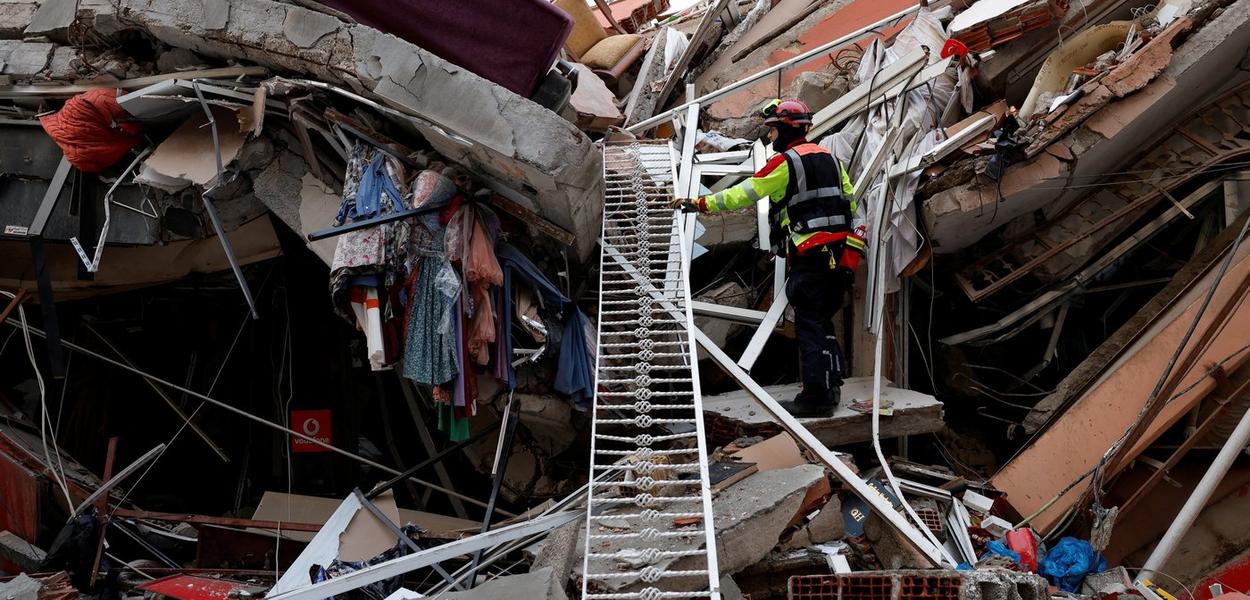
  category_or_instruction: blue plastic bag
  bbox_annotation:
[1039,537,1107,592]
[981,540,1022,566]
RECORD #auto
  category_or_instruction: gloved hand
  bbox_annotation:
[669,197,702,212]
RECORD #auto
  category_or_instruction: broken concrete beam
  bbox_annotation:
[73,0,604,262]
[719,574,745,600]
[695,280,751,348]
[0,40,52,76]
[0,1,38,38]
[703,378,945,447]
[0,530,45,572]
[531,520,580,599]
[576,464,827,595]
[778,495,844,551]
[24,0,77,39]
[922,0,1250,255]
[563,62,624,132]
[439,567,568,600]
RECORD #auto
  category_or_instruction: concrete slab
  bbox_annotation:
[703,377,945,447]
[0,530,45,572]
[576,464,827,595]
[0,1,39,37]
[71,0,604,262]
[24,0,77,38]
[923,0,1250,254]
[440,567,567,600]
[0,40,52,75]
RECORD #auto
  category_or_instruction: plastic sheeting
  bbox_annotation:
[1039,537,1106,592]
[818,6,955,294]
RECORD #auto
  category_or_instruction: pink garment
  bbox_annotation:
[466,218,503,287]
[465,218,502,365]
[331,225,386,270]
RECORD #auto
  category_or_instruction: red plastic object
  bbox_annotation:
[39,88,142,173]
[1006,528,1039,572]
[941,39,969,61]
[140,575,265,600]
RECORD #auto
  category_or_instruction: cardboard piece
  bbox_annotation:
[138,105,245,190]
[566,62,625,131]
[251,491,478,548]
[730,432,805,472]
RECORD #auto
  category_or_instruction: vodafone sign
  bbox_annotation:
[291,409,332,453]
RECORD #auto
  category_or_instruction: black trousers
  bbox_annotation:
[785,249,847,401]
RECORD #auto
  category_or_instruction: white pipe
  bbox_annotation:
[1137,399,1250,581]
[626,3,922,132]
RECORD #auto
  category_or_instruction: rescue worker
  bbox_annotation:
[674,99,866,417]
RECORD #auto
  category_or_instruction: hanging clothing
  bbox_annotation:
[495,243,595,406]
[336,153,405,225]
[462,210,503,366]
[401,257,460,386]
[350,286,387,371]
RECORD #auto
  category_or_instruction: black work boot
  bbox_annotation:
[779,388,835,418]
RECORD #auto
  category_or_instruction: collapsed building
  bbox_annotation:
[2,0,1250,599]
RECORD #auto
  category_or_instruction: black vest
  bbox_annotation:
[767,143,852,254]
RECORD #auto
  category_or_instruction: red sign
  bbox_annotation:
[291,409,332,453]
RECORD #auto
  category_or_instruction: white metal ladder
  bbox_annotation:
[582,141,721,600]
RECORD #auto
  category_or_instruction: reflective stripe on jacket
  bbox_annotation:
[702,139,862,257]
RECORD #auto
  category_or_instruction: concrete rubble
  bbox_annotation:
[2,0,1250,599]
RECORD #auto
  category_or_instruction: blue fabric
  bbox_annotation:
[402,259,459,385]
[495,243,594,405]
[1039,537,1106,592]
[981,540,1022,565]
[555,308,594,405]
[337,154,404,224]
[349,274,381,287]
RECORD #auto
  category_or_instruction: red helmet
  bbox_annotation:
[762,99,812,127]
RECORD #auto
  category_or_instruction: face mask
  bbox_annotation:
[756,126,771,145]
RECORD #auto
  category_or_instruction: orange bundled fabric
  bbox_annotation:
[39,88,143,173]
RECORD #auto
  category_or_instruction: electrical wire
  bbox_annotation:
[1091,213,1250,500]
[105,269,268,515]
[1014,214,1250,529]
[1026,160,1250,191]
[275,278,295,584]
[1123,567,1195,600]
[0,328,16,360]
[1,290,74,511]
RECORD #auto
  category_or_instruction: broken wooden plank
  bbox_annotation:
[486,194,576,246]
[111,509,325,533]
[654,0,735,114]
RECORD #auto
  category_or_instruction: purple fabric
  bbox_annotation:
[316,0,572,97]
